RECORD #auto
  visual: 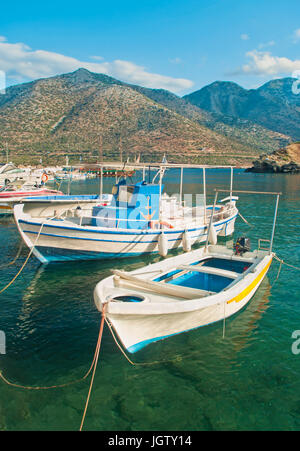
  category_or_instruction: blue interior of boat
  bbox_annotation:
[154,257,252,293]
[167,271,233,292]
[113,295,144,303]
[198,257,250,273]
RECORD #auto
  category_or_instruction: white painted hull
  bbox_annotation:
[94,245,273,352]
[14,204,237,263]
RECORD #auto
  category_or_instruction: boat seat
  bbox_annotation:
[177,265,239,279]
[112,270,214,299]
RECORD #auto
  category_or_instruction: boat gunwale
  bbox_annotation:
[16,205,238,236]
[94,248,272,316]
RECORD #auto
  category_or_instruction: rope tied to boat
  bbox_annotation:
[104,312,182,367]
[0,239,24,269]
[270,254,300,288]
[238,211,254,229]
[0,304,108,431]
[0,212,62,295]
[274,254,300,271]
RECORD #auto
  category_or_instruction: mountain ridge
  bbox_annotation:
[183,77,300,141]
[0,69,295,165]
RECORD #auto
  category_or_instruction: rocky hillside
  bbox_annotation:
[184,78,300,141]
[246,143,300,173]
[0,69,295,164]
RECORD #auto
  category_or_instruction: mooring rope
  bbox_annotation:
[79,304,107,431]
[0,239,24,269]
[104,315,182,367]
[0,218,47,295]
[0,310,105,391]
[0,213,63,294]
[238,211,254,228]
[270,254,300,288]
[274,254,300,271]
[0,306,107,432]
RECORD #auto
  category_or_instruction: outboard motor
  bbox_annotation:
[234,237,251,255]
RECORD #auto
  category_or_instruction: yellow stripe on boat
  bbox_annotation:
[227,258,272,304]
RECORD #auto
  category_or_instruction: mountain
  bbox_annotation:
[134,86,290,154]
[183,78,300,141]
[0,69,294,165]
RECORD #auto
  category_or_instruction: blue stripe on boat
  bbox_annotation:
[18,214,237,236]
[22,229,213,243]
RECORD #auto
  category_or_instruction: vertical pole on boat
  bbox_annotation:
[180,166,183,206]
[100,165,103,199]
[269,193,280,254]
[203,167,207,224]
[205,190,218,251]
[230,166,233,203]
[142,166,145,182]
[159,165,162,221]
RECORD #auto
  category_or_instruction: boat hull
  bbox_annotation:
[94,247,272,352]
[14,204,237,263]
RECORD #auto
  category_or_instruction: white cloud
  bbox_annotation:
[235,50,300,76]
[0,36,6,42]
[258,40,275,49]
[0,39,194,93]
[240,34,250,41]
[293,28,300,43]
[169,57,182,64]
[90,55,104,61]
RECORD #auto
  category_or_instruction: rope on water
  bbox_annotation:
[0,213,61,295]
[0,306,107,431]
[0,239,24,269]
[79,304,107,431]
[270,254,300,288]
[274,254,300,271]
[238,211,254,228]
[0,312,105,391]
[104,315,182,367]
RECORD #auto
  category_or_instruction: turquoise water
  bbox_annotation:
[0,169,300,431]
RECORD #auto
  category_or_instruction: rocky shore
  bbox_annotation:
[246,143,300,173]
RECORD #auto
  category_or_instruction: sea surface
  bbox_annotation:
[0,168,300,431]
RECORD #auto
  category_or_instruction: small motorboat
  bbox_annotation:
[93,189,280,353]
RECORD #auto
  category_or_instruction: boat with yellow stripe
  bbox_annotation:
[94,189,280,353]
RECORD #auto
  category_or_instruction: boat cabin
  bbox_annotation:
[92,180,162,229]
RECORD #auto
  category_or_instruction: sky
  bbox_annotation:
[0,0,300,95]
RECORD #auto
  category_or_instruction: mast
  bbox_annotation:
[180,166,183,206]
[203,167,207,224]
[119,135,123,164]
[269,194,280,254]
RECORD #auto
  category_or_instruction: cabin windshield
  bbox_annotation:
[117,186,135,204]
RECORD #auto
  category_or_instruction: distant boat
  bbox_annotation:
[0,182,63,215]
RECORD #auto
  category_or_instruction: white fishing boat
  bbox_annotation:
[0,180,63,216]
[13,164,238,263]
[93,189,280,353]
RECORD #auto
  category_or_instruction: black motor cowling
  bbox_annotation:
[235,237,251,255]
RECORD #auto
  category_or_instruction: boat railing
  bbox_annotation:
[208,189,281,254]
[61,202,238,229]
[258,238,271,251]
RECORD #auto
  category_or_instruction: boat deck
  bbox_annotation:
[111,254,259,303]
